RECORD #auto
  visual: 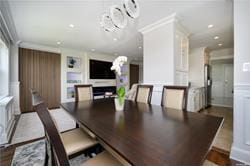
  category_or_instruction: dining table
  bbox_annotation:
[61,98,223,166]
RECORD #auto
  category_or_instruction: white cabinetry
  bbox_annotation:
[0,96,15,145]
[174,25,189,86]
[187,87,205,112]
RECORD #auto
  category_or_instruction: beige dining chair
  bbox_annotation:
[75,84,93,102]
[31,90,122,166]
[126,83,138,101]
[31,90,97,157]
[135,85,153,104]
[161,86,188,111]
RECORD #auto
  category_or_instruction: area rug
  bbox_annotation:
[11,139,89,166]
[10,108,76,145]
[11,139,46,166]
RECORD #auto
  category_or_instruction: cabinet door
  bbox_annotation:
[175,30,189,72]
[175,71,188,86]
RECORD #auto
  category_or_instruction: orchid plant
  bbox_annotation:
[111,56,128,103]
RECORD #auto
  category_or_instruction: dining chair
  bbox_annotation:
[31,90,97,157]
[161,86,188,111]
[135,84,153,104]
[31,90,122,166]
[75,84,93,102]
[126,83,138,101]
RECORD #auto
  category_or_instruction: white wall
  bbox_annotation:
[230,1,250,164]
[189,47,205,87]
[142,23,175,85]
[85,52,117,87]
[210,48,233,60]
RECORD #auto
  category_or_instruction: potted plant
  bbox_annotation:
[111,56,127,111]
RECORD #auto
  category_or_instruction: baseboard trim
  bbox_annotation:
[230,145,250,164]
[211,104,233,108]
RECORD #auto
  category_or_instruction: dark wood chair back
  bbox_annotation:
[74,84,93,102]
[161,86,188,111]
[135,85,153,104]
[31,90,70,166]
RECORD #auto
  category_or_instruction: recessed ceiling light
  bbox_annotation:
[57,41,61,45]
[214,36,219,40]
[138,46,142,49]
[69,24,74,28]
[91,48,95,52]
[113,38,118,41]
[218,43,223,46]
[208,24,214,28]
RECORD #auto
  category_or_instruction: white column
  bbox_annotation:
[230,1,250,164]
[139,14,188,105]
[10,43,20,114]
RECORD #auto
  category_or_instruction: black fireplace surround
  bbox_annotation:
[92,86,117,96]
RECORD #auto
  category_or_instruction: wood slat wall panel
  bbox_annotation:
[19,48,61,113]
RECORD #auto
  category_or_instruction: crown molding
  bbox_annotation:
[0,1,19,44]
[139,13,189,36]
[139,13,177,34]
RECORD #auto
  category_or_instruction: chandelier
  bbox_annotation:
[100,0,140,32]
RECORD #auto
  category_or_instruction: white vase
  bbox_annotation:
[114,98,125,111]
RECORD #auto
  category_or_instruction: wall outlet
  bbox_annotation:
[243,62,250,72]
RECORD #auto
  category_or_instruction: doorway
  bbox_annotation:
[19,48,61,113]
[129,64,139,88]
[211,59,234,107]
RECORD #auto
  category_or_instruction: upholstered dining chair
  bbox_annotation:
[31,90,122,166]
[31,90,97,157]
[75,84,93,102]
[135,85,153,104]
[161,86,188,111]
[126,83,138,101]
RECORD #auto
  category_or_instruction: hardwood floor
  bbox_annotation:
[201,106,233,152]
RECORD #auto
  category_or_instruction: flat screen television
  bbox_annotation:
[89,59,116,79]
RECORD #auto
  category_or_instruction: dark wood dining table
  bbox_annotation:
[61,98,223,166]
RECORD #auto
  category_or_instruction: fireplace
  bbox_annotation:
[92,86,117,96]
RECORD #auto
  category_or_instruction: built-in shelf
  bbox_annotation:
[67,87,75,99]
[62,55,85,102]
[67,72,82,84]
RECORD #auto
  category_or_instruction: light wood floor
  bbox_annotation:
[201,106,233,152]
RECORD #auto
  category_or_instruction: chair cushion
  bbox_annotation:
[61,128,97,156]
[163,89,184,110]
[136,87,150,103]
[82,151,123,166]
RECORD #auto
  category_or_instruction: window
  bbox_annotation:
[0,38,9,100]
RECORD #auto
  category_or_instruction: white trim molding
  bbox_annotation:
[231,146,250,165]
[139,13,189,36]
[9,81,20,115]
[230,83,250,164]
[234,84,250,90]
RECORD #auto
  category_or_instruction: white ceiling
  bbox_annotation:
[8,0,233,58]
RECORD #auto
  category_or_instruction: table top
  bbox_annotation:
[61,99,223,166]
